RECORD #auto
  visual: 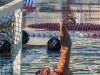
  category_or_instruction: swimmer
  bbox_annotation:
[22,30,46,49]
[46,37,61,53]
[0,39,11,56]
[22,30,61,53]
[35,16,76,75]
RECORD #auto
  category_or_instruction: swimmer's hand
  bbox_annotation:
[60,16,77,26]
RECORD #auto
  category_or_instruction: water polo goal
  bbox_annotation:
[0,0,23,75]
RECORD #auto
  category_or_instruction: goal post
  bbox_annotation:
[13,8,23,75]
[0,0,23,75]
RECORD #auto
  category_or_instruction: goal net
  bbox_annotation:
[0,0,23,75]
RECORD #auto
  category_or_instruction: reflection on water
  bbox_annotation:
[21,37,100,75]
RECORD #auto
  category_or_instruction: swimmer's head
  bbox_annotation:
[22,30,29,44]
[46,37,61,53]
[0,40,11,54]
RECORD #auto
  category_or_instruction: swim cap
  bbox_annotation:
[47,37,61,52]
[22,30,29,44]
[0,40,11,54]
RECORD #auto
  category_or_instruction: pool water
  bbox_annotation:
[21,37,100,75]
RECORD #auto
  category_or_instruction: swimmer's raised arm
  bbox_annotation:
[57,16,76,75]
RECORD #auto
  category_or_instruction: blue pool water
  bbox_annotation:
[0,37,100,75]
[21,37,100,75]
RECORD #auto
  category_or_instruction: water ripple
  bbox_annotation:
[20,37,100,75]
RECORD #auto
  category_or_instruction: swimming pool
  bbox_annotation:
[21,37,100,75]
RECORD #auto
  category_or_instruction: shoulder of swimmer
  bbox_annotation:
[22,44,46,49]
